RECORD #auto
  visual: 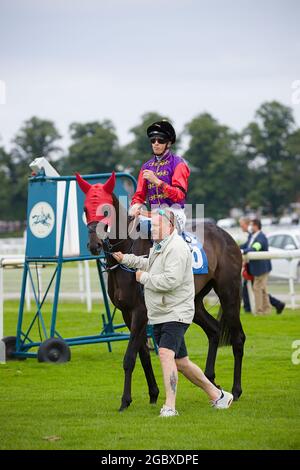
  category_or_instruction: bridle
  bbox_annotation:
[87,217,138,273]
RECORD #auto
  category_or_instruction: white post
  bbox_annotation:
[25,276,31,311]
[0,340,5,364]
[78,262,85,303]
[0,263,3,338]
[288,259,296,310]
[37,267,43,303]
[84,260,92,312]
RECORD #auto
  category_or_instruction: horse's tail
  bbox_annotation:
[217,307,232,347]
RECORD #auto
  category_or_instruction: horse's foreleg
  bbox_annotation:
[120,332,142,411]
[138,339,159,405]
[120,303,158,411]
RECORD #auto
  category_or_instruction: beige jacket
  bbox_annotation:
[121,230,195,325]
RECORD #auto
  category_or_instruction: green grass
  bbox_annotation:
[0,301,300,450]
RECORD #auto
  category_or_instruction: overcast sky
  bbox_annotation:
[0,0,300,153]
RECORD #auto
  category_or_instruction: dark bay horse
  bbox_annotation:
[76,172,246,411]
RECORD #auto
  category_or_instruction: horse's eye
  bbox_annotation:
[104,210,108,217]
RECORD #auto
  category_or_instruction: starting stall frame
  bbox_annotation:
[5,172,155,362]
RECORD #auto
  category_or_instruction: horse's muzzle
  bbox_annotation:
[87,241,102,256]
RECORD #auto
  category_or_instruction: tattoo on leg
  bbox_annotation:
[170,371,177,394]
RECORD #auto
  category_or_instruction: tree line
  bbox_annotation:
[0,101,299,221]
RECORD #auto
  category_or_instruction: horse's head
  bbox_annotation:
[76,172,116,255]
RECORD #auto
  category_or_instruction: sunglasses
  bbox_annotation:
[150,137,168,144]
[157,209,174,226]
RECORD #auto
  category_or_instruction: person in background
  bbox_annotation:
[241,219,285,315]
[239,217,252,312]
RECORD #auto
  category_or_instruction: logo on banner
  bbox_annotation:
[29,202,55,238]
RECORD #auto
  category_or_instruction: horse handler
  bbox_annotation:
[113,208,233,417]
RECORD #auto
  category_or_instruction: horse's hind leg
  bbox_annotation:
[194,294,221,386]
[138,340,159,405]
[217,284,246,401]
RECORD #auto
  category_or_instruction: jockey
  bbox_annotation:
[129,120,190,233]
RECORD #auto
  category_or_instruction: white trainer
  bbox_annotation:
[159,405,179,417]
[211,390,233,409]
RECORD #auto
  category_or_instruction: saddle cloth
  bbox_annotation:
[138,218,209,274]
[182,232,209,274]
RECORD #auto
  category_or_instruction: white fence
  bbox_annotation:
[1,251,299,308]
[0,237,24,255]
[1,244,299,361]
[0,243,299,316]
[0,256,102,310]
[0,255,106,363]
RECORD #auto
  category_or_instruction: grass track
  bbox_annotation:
[0,301,299,450]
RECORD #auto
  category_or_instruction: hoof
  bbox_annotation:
[149,396,158,405]
[119,404,129,412]
[149,388,159,405]
[119,399,132,412]
[232,390,242,401]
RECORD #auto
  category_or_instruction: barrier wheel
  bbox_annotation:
[2,336,26,361]
[38,338,71,363]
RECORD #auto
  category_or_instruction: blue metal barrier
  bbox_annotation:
[12,172,157,361]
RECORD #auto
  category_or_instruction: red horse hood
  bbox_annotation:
[75,172,116,226]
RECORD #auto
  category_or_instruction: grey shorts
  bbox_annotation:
[153,321,190,359]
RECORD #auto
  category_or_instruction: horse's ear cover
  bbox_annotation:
[102,171,116,194]
[75,172,116,225]
[75,173,92,194]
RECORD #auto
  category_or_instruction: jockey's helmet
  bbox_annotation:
[146,120,176,144]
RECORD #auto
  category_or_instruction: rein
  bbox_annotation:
[88,218,138,274]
